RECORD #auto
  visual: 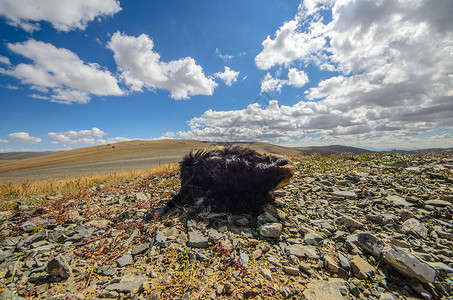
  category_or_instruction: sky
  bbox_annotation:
[0,0,452,152]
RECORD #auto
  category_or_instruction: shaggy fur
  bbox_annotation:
[170,146,295,216]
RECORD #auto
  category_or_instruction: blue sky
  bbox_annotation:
[0,0,452,152]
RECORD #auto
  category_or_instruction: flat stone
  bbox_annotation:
[19,221,36,231]
[425,199,452,207]
[283,266,300,275]
[387,195,414,207]
[400,218,428,239]
[427,262,453,276]
[187,230,210,248]
[303,280,345,300]
[356,232,385,257]
[106,274,145,293]
[383,245,437,283]
[338,253,350,270]
[350,255,375,279]
[285,244,319,259]
[45,255,71,281]
[304,232,324,246]
[332,191,357,199]
[116,252,133,267]
[131,243,149,256]
[339,216,364,228]
[324,254,340,273]
[259,222,282,238]
[260,268,272,280]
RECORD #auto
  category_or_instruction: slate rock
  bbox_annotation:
[425,199,452,207]
[400,218,428,239]
[304,232,324,246]
[350,255,375,279]
[19,221,36,232]
[387,195,414,207]
[356,232,385,257]
[332,191,357,199]
[106,274,145,294]
[45,255,71,281]
[339,216,364,228]
[131,243,149,256]
[303,279,346,300]
[116,252,133,267]
[187,230,210,248]
[383,245,437,283]
[259,222,282,238]
[285,244,319,259]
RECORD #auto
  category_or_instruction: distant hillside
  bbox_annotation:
[293,145,372,156]
[1,139,452,175]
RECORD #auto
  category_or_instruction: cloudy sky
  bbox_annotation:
[1,0,452,152]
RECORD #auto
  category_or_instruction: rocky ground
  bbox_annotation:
[0,152,452,299]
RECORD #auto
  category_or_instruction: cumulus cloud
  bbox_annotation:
[108,32,217,100]
[7,132,42,143]
[0,0,121,32]
[261,68,309,92]
[2,39,123,104]
[214,67,240,86]
[48,127,107,145]
[239,0,453,147]
[47,127,133,145]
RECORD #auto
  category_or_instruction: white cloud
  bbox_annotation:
[288,68,309,87]
[108,32,218,100]
[48,127,107,145]
[7,132,42,143]
[177,99,453,149]
[47,127,135,145]
[214,66,240,86]
[0,0,121,32]
[215,48,233,62]
[261,73,285,93]
[249,0,453,146]
[261,68,309,92]
[0,55,11,65]
[3,39,123,104]
[0,139,9,143]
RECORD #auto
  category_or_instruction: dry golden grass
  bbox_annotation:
[0,163,178,205]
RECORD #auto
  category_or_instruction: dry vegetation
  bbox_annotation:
[0,163,178,208]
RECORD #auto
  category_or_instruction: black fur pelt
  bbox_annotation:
[169,145,295,216]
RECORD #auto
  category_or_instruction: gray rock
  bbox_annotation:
[131,243,149,256]
[259,222,282,238]
[19,221,36,231]
[285,244,319,259]
[427,262,453,276]
[400,218,428,239]
[106,274,145,293]
[283,266,300,275]
[350,255,375,279]
[383,245,438,283]
[387,195,414,207]
[116,252,133,267]
[379,293,396,300]
[338,253,350,270]
[304,232,324,246]
[155,230,167,247]
[425,199,452,207]
[303,279,346,300]
[233,216,250,226]
[239,251,249,268]
[17,230,47,248]
[339,216,364,228]
[356,232,385,257]
[45,255,72,281]
[332,191,357,199]
[260,268,272,280]
[187,230,210,248]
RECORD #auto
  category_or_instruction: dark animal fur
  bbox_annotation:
[170,146,295,216]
